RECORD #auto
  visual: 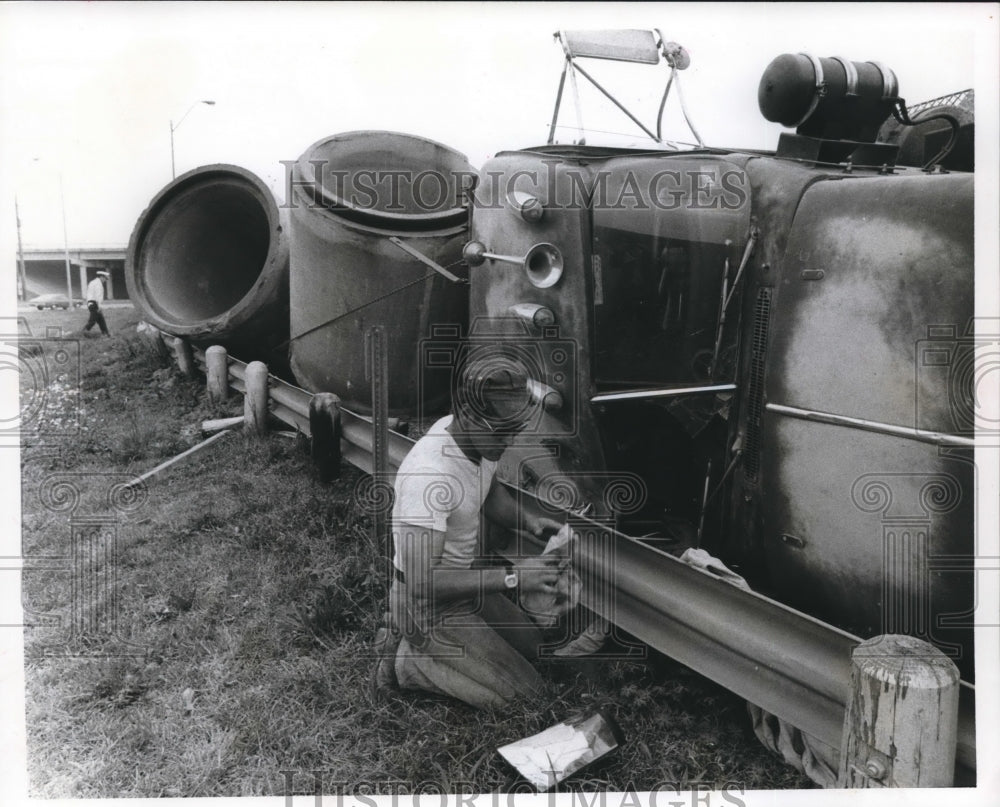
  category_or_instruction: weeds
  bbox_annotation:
[85,660,149,708]
[112,409,159,464]
[20,305,812,797]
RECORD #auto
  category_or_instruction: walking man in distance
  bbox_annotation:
[84,270,110,336]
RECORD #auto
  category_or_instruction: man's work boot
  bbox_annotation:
[371,614,401,697]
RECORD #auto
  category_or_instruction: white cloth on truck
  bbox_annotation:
[678,547,752,590]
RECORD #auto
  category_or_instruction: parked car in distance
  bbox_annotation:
[29,294,83,310]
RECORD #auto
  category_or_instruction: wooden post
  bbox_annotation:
[205,345,229,403]
[838,634,960,788]
[244,361,269,435]
[172,336,196,379]
[309,392,342,481]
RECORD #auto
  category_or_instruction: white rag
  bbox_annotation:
[519,523,582,626]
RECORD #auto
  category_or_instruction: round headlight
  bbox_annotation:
[509,191,544,223]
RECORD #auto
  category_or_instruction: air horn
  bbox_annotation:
[462,240,565,289]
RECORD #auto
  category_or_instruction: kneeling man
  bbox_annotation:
[380,359,562,708]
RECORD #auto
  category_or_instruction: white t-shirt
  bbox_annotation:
[86,278,105,304]
[391,415,497,571]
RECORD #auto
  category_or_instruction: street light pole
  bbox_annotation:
[15,195,27,301]
[59,173,73,304]
[170,100,216,179]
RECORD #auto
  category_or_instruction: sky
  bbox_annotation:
[0,1,995,256]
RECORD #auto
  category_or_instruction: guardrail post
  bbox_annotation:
[838,634,959,788]
[309,392,342,481]
[244,361,269,435]
[205,345,229,403]
[172,336,196,379]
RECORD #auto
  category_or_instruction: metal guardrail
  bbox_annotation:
[188,341,975,783]
[508,503,976,781]
[192,347,415,474]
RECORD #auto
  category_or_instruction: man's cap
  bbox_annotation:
[456,354,537,431]
[96,271,110,277]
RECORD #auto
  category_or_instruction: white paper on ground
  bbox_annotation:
[497,712,619,790]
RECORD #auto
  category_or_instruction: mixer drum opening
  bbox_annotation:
[138,178,271,323]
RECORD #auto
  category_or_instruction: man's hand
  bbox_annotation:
[484,480,564,541]
[514,555,562,595]
[524,516,563,541]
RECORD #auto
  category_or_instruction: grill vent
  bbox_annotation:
[744,288,772,482]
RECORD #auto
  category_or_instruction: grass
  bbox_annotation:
[18,305,813,797]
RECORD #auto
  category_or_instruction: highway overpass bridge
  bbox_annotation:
[15,246,128,302]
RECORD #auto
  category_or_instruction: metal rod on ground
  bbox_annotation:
[206,345,229,403]
[126,429,234,488]
[368,326,390,545]
[244,361,269,435]
[837,634,960,788]
[309,392,342,482]
[202,416,244,435]
[171,336,196,379]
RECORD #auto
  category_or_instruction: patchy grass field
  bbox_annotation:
[18,305,812,797]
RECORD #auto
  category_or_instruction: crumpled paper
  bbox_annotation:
[498,711,621,790]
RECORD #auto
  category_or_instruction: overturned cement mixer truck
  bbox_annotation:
[126,32,977,785]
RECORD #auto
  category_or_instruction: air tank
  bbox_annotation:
[287,131,472,416]
[758,54,898,141]
[125,164,289,365]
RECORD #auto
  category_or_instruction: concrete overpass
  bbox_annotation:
[15,246,128,302]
